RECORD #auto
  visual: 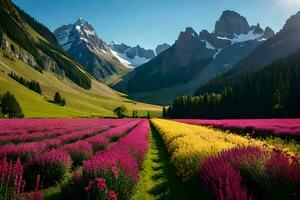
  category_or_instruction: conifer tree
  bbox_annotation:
[61,98,66,106]
[147,111,150,119]
[1,92,24,118]
[53,92,62,104]
[162,107,167,118]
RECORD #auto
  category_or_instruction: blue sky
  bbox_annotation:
[13,0,300,49]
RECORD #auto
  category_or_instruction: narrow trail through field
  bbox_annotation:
[131,125,196,200]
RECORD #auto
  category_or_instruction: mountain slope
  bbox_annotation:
[169,46,300,118]
[0,0,161,117]
[0,0,92,89]
[0,52,161,117]
[114,10,274,104]
[54,20,130,80]
[229,10,300,74]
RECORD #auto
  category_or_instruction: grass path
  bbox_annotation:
[131,125,196,200]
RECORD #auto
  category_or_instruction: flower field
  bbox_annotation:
[175,119,300,137]
[0,118,150,200]
[1,118,299,200]
[151,119,300,200]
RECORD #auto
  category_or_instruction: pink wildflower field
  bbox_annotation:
[0,118,150,200]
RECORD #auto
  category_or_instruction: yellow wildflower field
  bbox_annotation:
[151,119,269,181]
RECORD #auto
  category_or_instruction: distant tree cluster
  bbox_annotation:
[53,92,66,106]
[162,107,167,118]
[9,72,42,94]
[168,50,300,119]
[114,106,127,118]
[0,92,24,118]
[132,109,138,118]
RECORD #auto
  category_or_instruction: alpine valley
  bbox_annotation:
[1,1,300,200]
[0,0,161,117]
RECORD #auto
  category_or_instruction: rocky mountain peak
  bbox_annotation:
[214,10,250,38]
[262,26,275,38]
[199,30,210,40]
[252,23,264,34]
[126,45,155,60]
[282,11,300,32]
[179,27,198,38]
[76,18,88,25]
[177,27,199,46]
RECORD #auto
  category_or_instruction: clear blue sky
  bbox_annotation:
[13,0,300,49]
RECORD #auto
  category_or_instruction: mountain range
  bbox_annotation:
[114,10,276,104]
[54,20,171,78]
[109,42,170,68]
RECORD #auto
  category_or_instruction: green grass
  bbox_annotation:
[0,49,162,118]
[131,126,196,200]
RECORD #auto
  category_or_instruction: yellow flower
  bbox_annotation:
[151,119,272,181]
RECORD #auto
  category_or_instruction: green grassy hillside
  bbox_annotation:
[0,49,161,118]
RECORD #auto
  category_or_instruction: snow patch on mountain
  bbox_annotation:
[203,40,216,50]
[110,49,150,68]
[232,30,263,44]
[110,50,132,68]
[216,30,264,45]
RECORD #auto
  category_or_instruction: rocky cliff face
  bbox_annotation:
[1,33,65,75]
[214,10,250,38]
[1,33,37,66]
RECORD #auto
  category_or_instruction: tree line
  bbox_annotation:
[167,49,300,119]
[9,72,42,94]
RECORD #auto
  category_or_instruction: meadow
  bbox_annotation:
[0,49,162,118]
[0,118,299,200]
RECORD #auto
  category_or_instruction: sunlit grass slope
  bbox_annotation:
[0,50,161,118]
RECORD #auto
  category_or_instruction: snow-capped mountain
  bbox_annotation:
[114,10,275,104]
[54,19,129,80]
[109,42,155,67]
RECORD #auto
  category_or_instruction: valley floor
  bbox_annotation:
[131,126,196,200]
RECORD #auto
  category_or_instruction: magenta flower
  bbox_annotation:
[107,190,118,200]
[111,166,119,179]
[95,177,106,190]
[83,120,150,183]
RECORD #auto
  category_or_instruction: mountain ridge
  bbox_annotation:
[54,19,130,80]
[114,10,275,104]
